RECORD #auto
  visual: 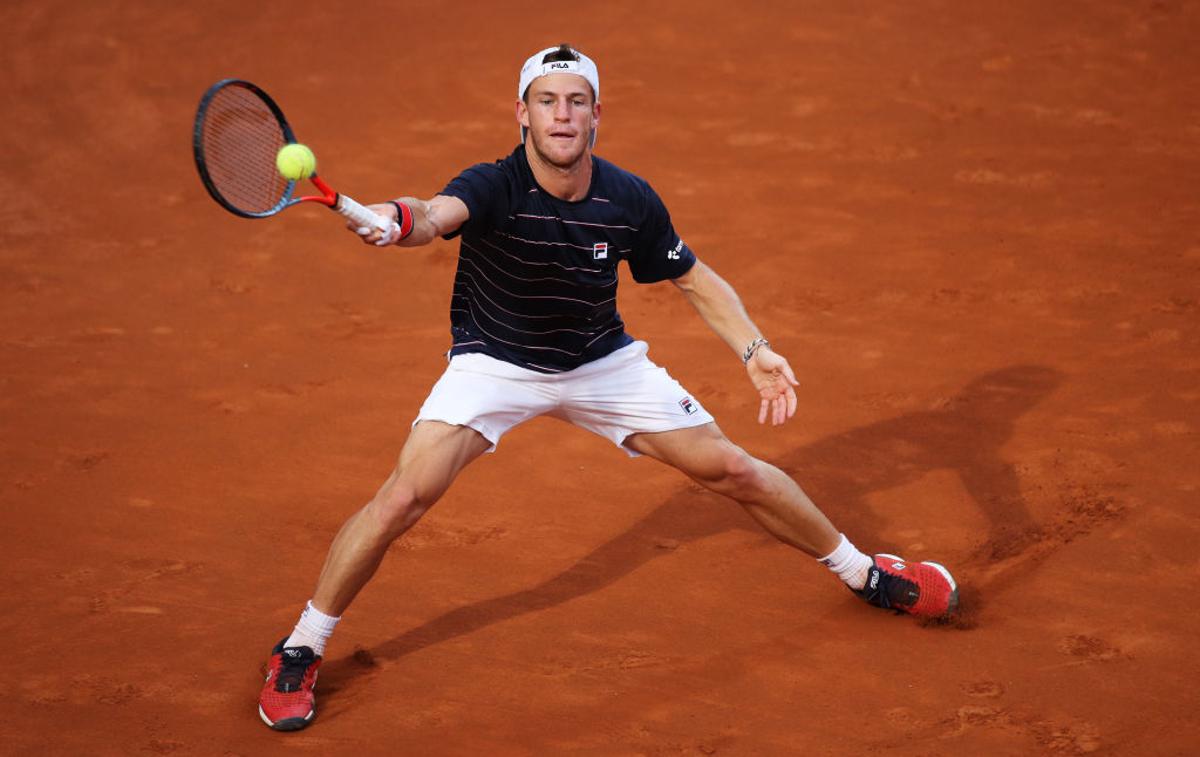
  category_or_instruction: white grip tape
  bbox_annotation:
[337,194,400,241]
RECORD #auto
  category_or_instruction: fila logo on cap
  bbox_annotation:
[593,242,608,260]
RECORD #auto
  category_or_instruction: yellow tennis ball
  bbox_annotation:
[276,143,317,180]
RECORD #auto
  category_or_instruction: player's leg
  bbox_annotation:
[625,424,958,619]
[259,353,559,731]
[258,420,490,732]
[310,420,493,616]
[557,342,957,620]
[623,423,839,556]
[287,351,555,647]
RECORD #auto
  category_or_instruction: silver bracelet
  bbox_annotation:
[742,337,770,364]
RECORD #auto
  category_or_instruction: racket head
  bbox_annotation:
[193,79,299,218]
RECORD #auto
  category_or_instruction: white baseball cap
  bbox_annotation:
[517,45,601,145]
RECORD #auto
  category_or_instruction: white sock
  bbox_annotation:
[818,534,873,591]
[284,601,340,656]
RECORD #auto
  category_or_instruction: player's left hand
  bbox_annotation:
[746,347,799,425]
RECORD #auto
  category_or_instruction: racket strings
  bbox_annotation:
[199,85,291,215]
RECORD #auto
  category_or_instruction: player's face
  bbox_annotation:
[517,74,600,169]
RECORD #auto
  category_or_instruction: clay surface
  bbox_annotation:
[3,2,1197,754]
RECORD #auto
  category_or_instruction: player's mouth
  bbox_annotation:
[548,130,577,141]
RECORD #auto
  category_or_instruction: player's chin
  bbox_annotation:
[537,138,586,166]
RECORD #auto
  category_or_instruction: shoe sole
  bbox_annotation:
[877,554,960,617]
[259,704,314,732]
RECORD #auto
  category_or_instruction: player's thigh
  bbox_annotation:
[624,422,754,485]
[378,420,492,506]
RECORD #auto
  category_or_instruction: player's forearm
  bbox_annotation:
[674,261,766,360]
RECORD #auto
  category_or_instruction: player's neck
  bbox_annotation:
[525,144,593,202]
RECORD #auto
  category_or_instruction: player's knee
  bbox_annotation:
[700,446,762,495]
[365,482,430,537]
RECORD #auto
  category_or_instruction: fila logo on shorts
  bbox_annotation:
[593,242,608,260]
[679,396,698,415]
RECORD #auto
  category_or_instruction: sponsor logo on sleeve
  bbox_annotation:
[593,242,608,260]
[667,239,683,260]
[679,396,698,415]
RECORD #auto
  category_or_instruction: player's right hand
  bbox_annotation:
[347,203,400,245]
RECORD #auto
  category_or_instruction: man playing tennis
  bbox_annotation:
[257,43,958,732]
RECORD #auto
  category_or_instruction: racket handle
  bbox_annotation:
[336,193,401,244]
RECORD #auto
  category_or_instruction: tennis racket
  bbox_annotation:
[192,79,400,240]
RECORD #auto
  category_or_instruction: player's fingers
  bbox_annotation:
[774,395,786,425]
[786,385,797,418]
[758,398,769,424]
[374,226,398,247]
[782,362,799,387]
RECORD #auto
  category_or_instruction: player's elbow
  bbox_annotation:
[671,259,707,293]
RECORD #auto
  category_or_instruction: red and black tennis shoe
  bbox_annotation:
[856,553,959,619]
[258,639,321,731]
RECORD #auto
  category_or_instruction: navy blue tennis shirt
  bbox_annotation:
[439,144,696,373]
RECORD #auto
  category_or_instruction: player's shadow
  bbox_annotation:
[326,364,1059,682]
[787,364,1061,560]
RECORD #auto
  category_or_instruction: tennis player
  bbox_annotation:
[257,43,958,732]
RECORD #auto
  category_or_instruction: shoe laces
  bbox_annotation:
[861,565,918,609]
[274,648,313,693]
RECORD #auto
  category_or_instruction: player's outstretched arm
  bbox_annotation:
[671,260,799,426]
[348,195,469,247]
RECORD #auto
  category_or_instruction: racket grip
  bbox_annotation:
[336,193,401,241]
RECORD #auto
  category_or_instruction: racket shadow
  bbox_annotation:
[321,363,1060,687]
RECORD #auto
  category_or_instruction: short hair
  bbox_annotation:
[542,43,580,64]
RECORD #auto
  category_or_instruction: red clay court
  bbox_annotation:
[3,1,1198,754]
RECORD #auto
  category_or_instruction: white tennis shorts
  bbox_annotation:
[415,341,714,456]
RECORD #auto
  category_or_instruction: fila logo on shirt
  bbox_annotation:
[593,242,608,260]
[667,239,683,260]
[679,396,698,415]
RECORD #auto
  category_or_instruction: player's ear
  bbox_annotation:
[592,101,602,129]
[516,99,530,129]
